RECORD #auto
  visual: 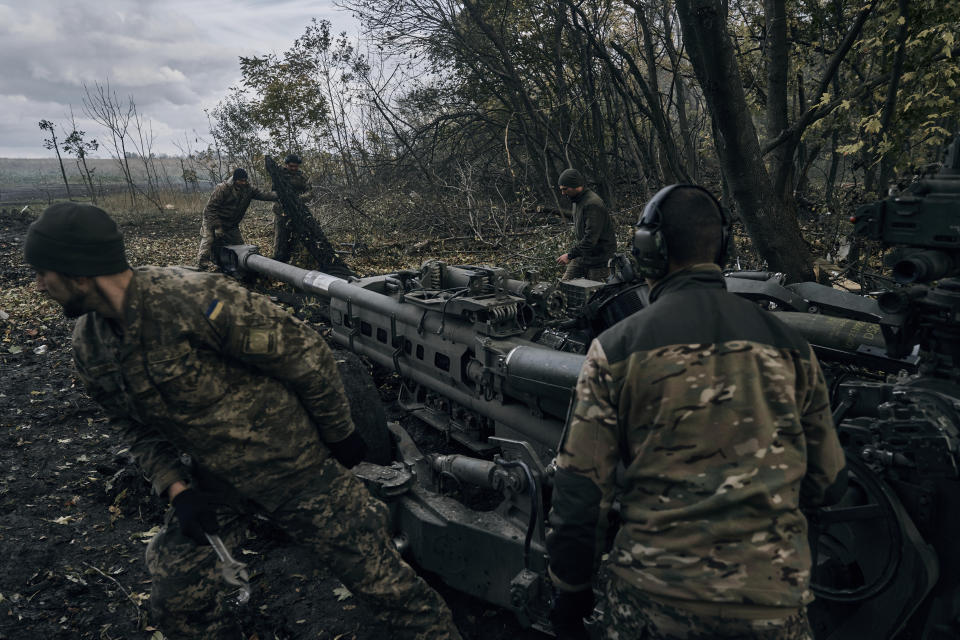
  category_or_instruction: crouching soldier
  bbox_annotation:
[26,202,463,640]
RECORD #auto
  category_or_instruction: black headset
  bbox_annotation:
[632,184,731,280]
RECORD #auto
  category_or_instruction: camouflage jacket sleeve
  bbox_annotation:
[547,338,620,591]
[568,199,608,260]
[251,186,278,202]
[799,347,847,506]
[201,184,228,222]
[204,283,355,443]
[72,354,187,497]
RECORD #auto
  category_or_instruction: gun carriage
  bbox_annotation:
[216,140,960,638]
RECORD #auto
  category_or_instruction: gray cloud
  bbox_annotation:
[0,0,354,157]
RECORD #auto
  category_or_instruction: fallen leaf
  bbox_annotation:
[131,525,163,542]
[333,585,353,601]
[50,515,78,525]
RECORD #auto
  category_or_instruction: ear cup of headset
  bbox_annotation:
[632,222,668,280]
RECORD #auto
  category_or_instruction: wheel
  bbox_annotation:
[333,348,394,465]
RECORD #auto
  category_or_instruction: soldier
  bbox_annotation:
[273,153,313,263]
[546,185,847,640]
[197,167,277,270]
[555,168,616,281]
[25,202,463,640]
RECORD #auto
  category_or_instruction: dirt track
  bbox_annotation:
[0,209,543,640]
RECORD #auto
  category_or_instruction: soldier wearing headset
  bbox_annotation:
[546,184,847,640]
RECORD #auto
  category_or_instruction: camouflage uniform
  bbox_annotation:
[72,267,461,640]
[563,188,616,281]
[197,177,277,268]
[272,167,313,263]
[603,573,813,640]
[547,264,846,638]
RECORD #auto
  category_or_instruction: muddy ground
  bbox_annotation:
[0,208,545,640]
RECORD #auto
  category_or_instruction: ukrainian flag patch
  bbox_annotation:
[206,299,224,321]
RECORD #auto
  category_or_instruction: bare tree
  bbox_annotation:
[62,107,99,202]
[38,119,72,200]
[128,108,165,212]
[82,80,138,209]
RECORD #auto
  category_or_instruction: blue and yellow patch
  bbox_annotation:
[206,299,224,321]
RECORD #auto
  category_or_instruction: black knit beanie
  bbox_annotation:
[23,203,129,276]
[233,168,248,181]
[558,168,585,188]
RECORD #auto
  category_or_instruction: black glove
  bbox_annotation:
[550,588,594,640]
[328,430,367,468]
[171,488,219,545]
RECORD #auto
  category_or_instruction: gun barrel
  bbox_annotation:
[892,250,960,284]
[777,312,886,352]
[225,244,345,296]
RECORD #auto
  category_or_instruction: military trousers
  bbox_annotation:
[197,219,243,268]
[272,206,295,263]
[146,456,462,640]
[602,573,813,640]
[562,258,609,282]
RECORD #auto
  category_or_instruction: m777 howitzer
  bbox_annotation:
[214,143,960,637]
[218,242,899,633]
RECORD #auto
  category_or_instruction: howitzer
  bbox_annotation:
[216,143,960,636]
[219,241,898,632]
[803,135,960,640]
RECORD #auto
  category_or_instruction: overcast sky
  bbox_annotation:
[0,0,357,158]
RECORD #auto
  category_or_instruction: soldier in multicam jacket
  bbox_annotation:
[555,168,616,281]
[24,203,462,640]
[546,185,847,640]
[197,167,277,269]
[272,153,313,263]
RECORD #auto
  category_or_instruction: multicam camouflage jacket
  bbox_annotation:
[548,264,846,609]
[566,188,616,268]
[72,267,356,511]
[202,177,277,228]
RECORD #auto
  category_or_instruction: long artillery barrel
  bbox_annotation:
[222,244,582,455]
[222,244,897,453]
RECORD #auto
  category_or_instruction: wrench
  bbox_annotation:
[205,533,251,604]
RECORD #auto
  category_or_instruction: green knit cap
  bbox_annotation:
[23,203,129,276]
[558,168,585,188]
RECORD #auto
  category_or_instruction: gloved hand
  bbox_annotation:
[550,588,595,640]
[328,430,367,468]
[171,488,219,545]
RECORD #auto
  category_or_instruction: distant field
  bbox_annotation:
[0,157,213,206]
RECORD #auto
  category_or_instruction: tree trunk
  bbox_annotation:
[662,2,699,180]
[876,0,910,195]
[765,0,793,201]
[52,137,73,201]
[675,0,815,281]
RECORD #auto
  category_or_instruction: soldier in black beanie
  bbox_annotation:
[23,202,463,640]
[555,168,616,281]
[23,202,132,318]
